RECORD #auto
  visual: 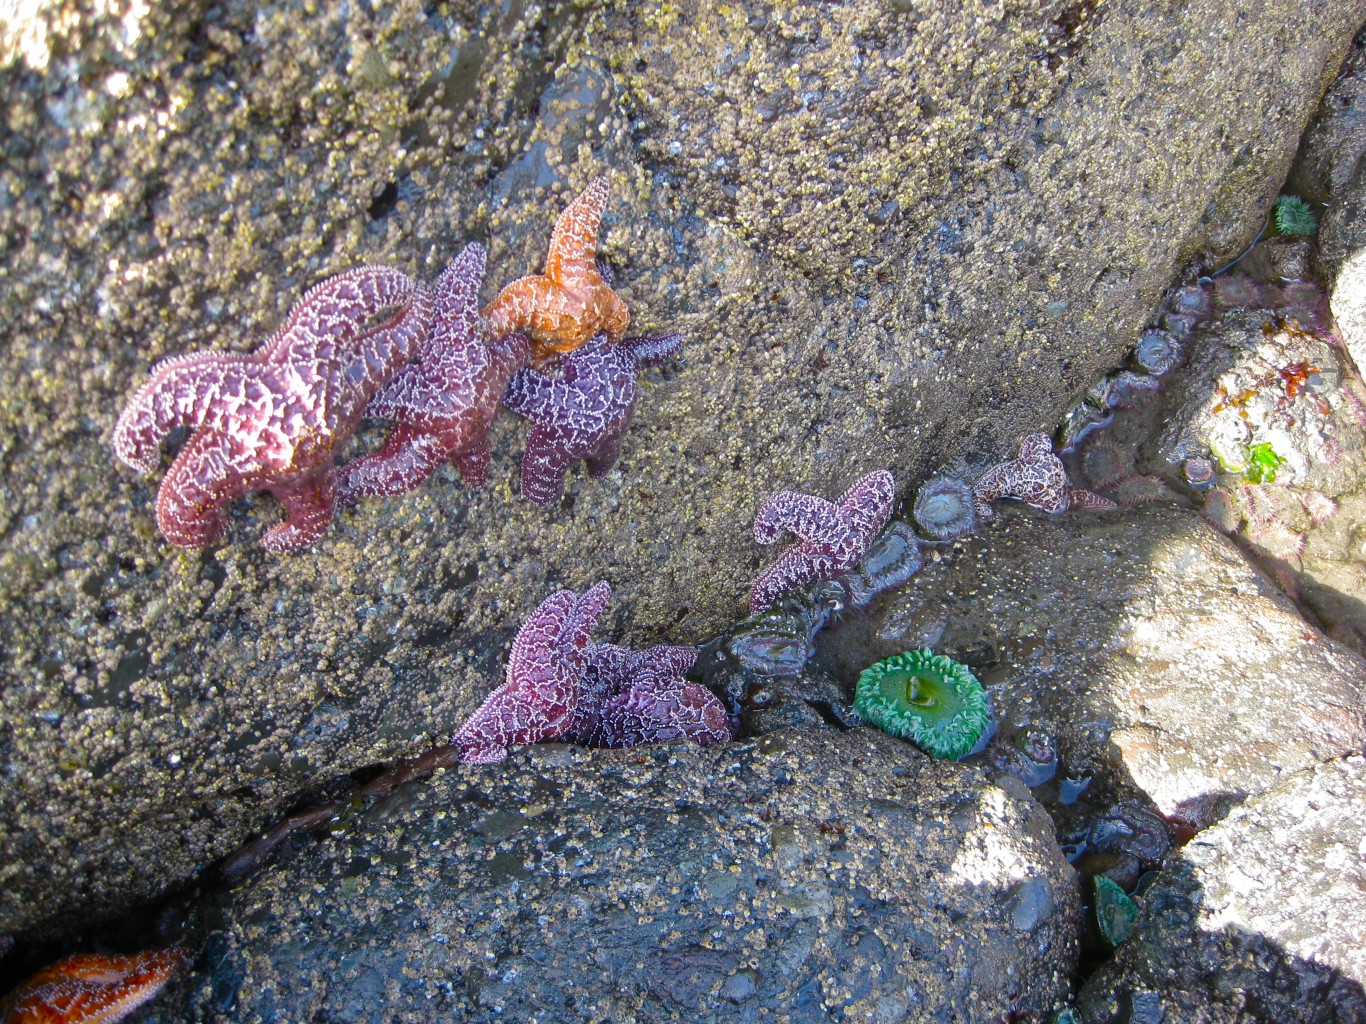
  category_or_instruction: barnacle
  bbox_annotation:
[854,648,990,759]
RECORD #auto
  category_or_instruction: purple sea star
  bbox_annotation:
[501,330,684,506]
[749,470,896,615]
[453,581,612,765]
[972,433,1117,517]
[113,266,432,552]
[562,642,730,749]
[337,244,529,503]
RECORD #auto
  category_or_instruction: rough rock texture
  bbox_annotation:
[827,505,1366,834]
[1305,30,1366,373]
[151,729,1079,1023]
[0,0,1361,934]
[1140,309,1366,658]
[1076,755,1366,1024]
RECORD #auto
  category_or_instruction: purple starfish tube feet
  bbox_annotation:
[502,331,685,506]
[453,581,612,764]
[749,469,896,614]
[113,266,433,551]
[338,243,530,504]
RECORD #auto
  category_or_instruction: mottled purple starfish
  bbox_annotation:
[562,642,730,749]
[501,330,684,506]
[113,267,433,552]
[750,470,896,615]
[972,433,1117,517]
[338,244,528,503]
[453,581,612,764]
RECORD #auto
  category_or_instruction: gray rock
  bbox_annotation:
[1,0,1361,934]
[829,505,1366,834]
[1302,32,1366,375]
[157,729,1079,1023]
[1076,755,1366,1024]
[1142,309,1366,657]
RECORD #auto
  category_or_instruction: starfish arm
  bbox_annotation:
[483,329,532,393]
[584,426,628,479]
[971,463,1012,506]
[1067,486,1119,512]
[1017,433,1055,464]
[429,243,487,353]
[113,353,255,473]
[749,544,840,614]
[262,462,339,553]
[600,289,631,343]
[453,437,492,489]
[594,674,729,749]
[261,265,429,366]
[622,330,684,367]
[518,426,577,506]
[481,276,543,343]
[501,365,559,419]
[337,425,452,504]
[753,491,856,553]
[506,589,578,690]
[559,581,611,663]
[838,469,897,541]
[453,684,574,764]
[626,644,699,680]
[154,430,254,548]
[545,175,610,281]
[0,949,189,1024]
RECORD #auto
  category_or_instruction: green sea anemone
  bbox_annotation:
[1244,441,1286,484]
[1092,875,1138,947]
[854,648,990,759]
[1272,195,1317,237]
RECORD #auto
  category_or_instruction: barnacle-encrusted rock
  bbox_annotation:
[1,0,1360,938]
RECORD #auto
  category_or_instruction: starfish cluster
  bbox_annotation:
[453,581,728,764]
[113,175,679,551]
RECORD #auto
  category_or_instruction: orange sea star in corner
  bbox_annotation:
[481,174,630,368]
[0,948,188,1024]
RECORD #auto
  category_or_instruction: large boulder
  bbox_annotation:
[1076,754,1366,1024]
[156,730,1080,1023]
[1,0,1361,934]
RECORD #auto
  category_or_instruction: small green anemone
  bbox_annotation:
[1273,195,1317,237]
[854,648,990,759]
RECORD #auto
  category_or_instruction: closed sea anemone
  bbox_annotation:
[854,648,990,759]
[912,475,977,541]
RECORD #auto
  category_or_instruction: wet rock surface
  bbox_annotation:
[825,505,1366,837]
[1102,304,1366,658]
[1076,754,1366,1024]
[151,729,1079,1023]
[1,0,1362,936]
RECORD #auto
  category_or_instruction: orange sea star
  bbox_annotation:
[481,175,630,368]
[0,948,188,1024]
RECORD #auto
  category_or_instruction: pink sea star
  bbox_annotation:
[562,642,730,749]
[337,244,528,503]
[501,330,684,506]
[113,266,433,552]
[972,433,1117,517]
[453,581,612,764]
[749,470,896,615]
